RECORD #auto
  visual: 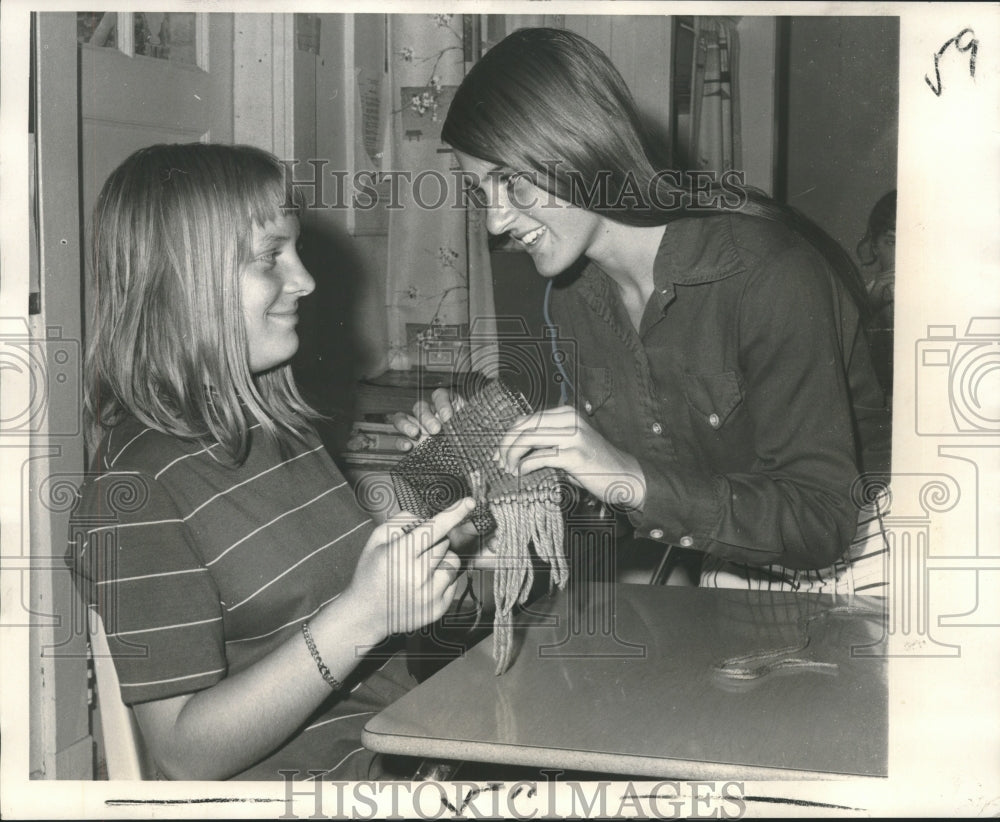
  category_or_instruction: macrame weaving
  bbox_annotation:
[391,379,568,674]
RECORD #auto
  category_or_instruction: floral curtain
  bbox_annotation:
[384,14,497,376]
[688,17,741,174]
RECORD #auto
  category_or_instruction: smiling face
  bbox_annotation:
[241,212,315,373]
[455,150,608,278]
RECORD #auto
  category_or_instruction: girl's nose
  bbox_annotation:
[485,187,518,236]
[286,253,315,297]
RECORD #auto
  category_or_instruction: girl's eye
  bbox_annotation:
[257,249,279,265]
[464,184,489,209]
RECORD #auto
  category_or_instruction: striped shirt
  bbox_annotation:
[700,499,890,596]
[68,417,415,780]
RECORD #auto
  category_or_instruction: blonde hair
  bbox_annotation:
[85,142,316,463]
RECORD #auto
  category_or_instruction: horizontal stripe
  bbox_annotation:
[119,666,225,688]
[78,515,184,560]
[81,458,344,558]
[153,424,262,479]
[305,711,375,732]
[186,444,326,519]
[110,615,223,638]
[304,747,364,780]
[96,566,208,586]
[93,470,141,481]
[226,519,370,611]
[154,442,222,479]
[109,429,151,467]
[225,592,342,645]
[85,516,183,536]
[207,483,346,567]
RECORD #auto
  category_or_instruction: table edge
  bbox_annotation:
[361,726,886,782]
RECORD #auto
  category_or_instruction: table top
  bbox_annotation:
[362,582,888,780]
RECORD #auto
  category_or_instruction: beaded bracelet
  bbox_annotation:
[301,621,342,690]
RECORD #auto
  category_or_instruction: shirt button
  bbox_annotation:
[584,400,593,414]
[708,413,721,428]
[651,422,663,435]
[650,528,664,539]
[679,535,694,547]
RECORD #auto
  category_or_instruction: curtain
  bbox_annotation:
[689,17,742,174]
[384,14,497,376]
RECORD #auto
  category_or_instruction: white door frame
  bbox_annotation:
[26,11,91,780]
[234,12,296,156]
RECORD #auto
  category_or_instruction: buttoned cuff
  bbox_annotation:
[627,457,724,550]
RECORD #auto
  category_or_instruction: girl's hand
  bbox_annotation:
[494,406,647,510]
[388,389,464,450]
[346,498,474,639]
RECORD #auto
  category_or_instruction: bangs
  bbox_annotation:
[245,165,301,229]
[223,152,301,265]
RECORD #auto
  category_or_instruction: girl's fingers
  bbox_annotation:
[385,510,421,527]
[430,388,459,422]
[378,511,421,543]
[387,411,423,443]
[406,498,476,558]
[516,450,564,477]
[435,549,461,580]
[496,429,561,475]
[412,400,444,436]
[438,571,463,605]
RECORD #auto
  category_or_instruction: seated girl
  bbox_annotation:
[68,143,474,780]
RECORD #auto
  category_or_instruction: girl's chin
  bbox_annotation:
[530,252,585,279]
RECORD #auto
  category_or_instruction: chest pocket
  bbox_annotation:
[682,371,743,430]
[576,364,612,416]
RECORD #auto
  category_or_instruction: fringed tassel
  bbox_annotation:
[488,474,567,675]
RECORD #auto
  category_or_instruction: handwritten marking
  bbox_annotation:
[925,28,978,96]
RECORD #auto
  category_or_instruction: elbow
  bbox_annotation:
[781,508,856,571]
[136,720,242,780]
[151,746,239,781]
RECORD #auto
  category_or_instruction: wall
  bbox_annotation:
[290,14,390,452]
[782,16,899,267]
[737,16,778,194]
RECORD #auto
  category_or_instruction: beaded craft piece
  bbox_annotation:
[391,379,568,674]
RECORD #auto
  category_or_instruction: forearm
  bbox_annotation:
[134,591,386,780]
[631,459,856,570]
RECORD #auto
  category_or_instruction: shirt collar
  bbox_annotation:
[575,214,747,305]
[653,214,746,288]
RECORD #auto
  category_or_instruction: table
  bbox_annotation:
[362,582,888,780]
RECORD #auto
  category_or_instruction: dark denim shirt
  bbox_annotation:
[549,213,890,571]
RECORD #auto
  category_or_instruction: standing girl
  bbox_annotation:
[399,28,890,593]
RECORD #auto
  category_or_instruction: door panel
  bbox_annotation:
[79,12,233,232]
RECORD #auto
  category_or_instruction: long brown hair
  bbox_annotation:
[84,143,316,463]
[443,27,869,313]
